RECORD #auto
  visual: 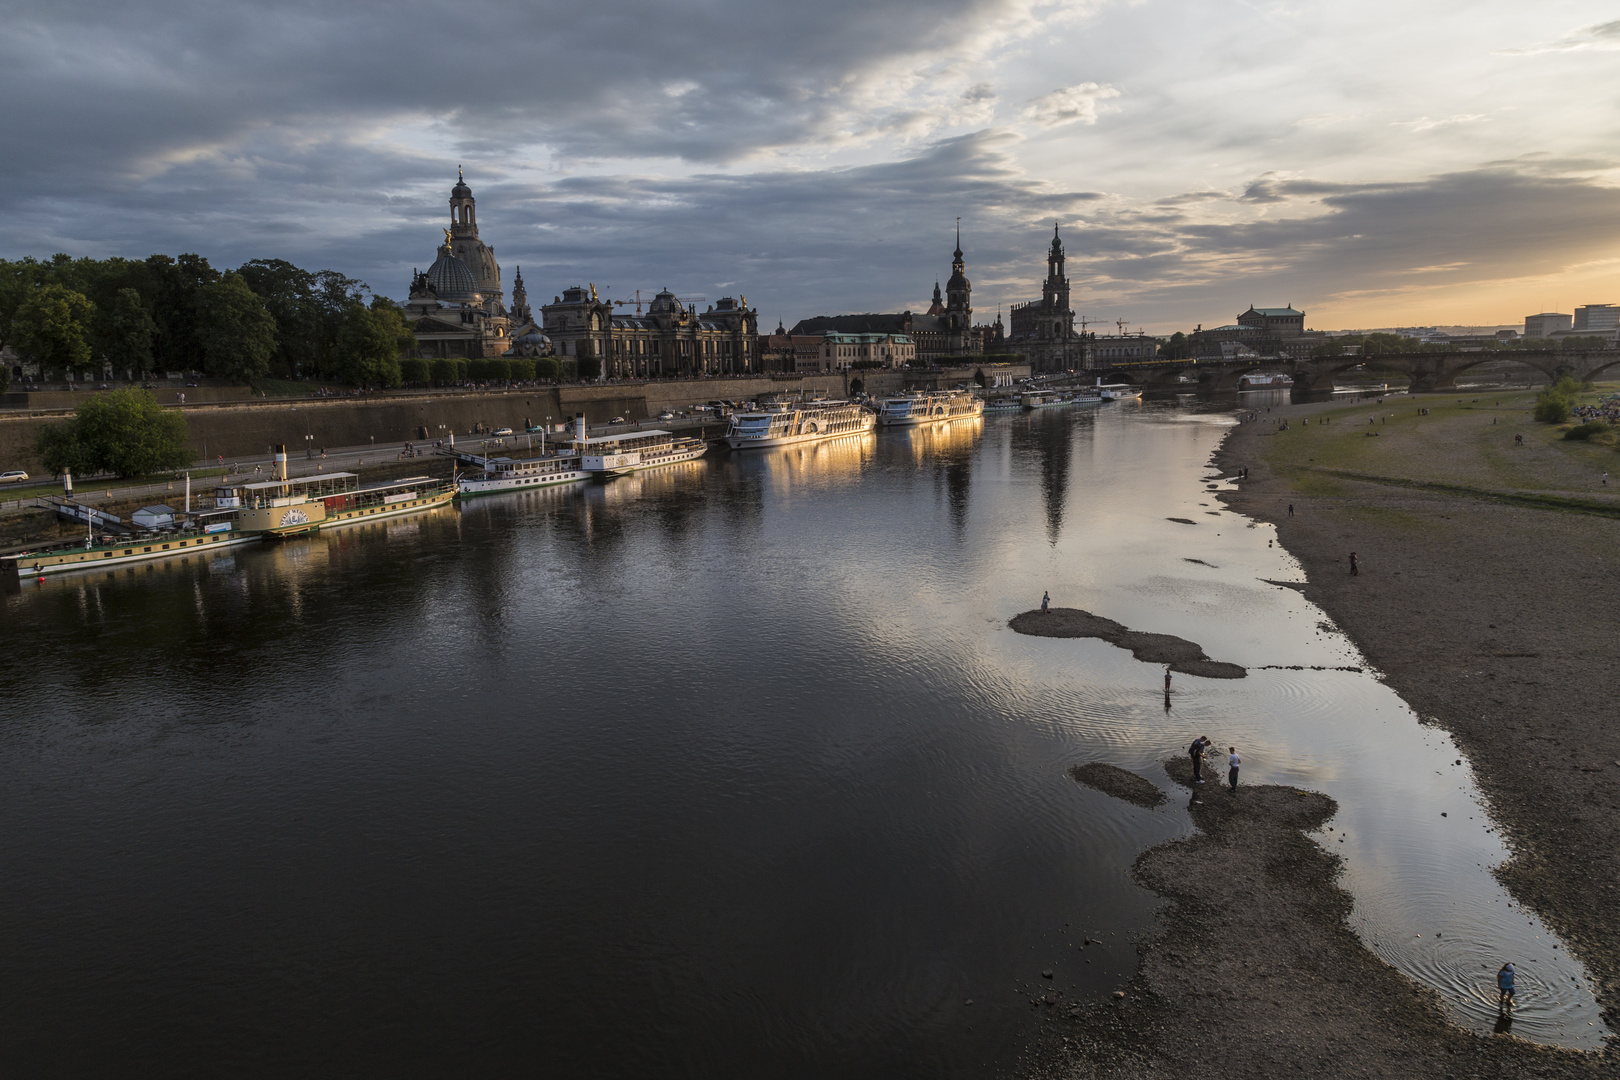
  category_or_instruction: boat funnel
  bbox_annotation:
[575,413,587,444]
[274,445,289,480]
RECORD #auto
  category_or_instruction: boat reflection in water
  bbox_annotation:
[891,414,983,466]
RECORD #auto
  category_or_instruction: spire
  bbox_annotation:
[954,216,962,259]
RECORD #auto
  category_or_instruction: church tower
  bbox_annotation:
[945,221,972,354]
[510,266,531,325]
[1043,223,1072,343]
[446,167,503,306]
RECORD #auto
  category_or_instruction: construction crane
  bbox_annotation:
[608,288,708,315]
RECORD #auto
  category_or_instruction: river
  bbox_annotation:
[0,399,1603,1075]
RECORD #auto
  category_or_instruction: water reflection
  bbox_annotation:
[0,405,1605,1076]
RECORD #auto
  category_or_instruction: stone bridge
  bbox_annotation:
[1092,350,1620,393]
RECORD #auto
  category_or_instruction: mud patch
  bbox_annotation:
[1008,608,1247,678]
[1067,762,1164,808]
[1166,517,1197,525]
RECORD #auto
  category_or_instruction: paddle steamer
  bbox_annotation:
[723,400,874,449]
[875,390,984,427]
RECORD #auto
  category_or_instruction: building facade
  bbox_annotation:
[1190,306,1316,360]
[1524,312,1573,338]
[788,231,987,365]
[1006,225,1079,372]
[541,287,758,378]
[402,170,515,358]
[1574,304,1620,332]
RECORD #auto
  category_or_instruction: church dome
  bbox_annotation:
[648,289,678,314]
[451,167,472,200]
[518,330,549,345]
[427,248,478,301]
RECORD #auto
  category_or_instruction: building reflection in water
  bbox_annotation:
[1008,411,1075,545]
[894,418,982,538]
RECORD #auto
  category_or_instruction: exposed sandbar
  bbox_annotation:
[1009,608,1247,679]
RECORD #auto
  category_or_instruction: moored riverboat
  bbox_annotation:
[724,400,875,449]
[875,390,984,427]
[457,452,589,498]
[3,508,256,584]
[1237,371,1294,390]
[574,428,708,478]
[1097,383,1142,401]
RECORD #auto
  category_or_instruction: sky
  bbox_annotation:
[3,0,1619,334]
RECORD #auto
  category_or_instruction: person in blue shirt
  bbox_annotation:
[1497,963,1515,1012]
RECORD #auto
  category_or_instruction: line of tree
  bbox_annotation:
[36,387,192,478]
[398,357,561,385]
[0,253,416,392]
[1311,333,1613,357]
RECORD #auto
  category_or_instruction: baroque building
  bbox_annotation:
[790,228,986,363]
[1006,225,1079,372]
[402,170,516,358]
[541,287,758,377]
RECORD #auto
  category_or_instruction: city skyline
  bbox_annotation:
[4,1,1618,334]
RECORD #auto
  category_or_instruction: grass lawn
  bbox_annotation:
[1261,384,1620,497]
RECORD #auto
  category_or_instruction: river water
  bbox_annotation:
[0,399,1605,1074]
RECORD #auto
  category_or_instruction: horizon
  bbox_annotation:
[4,1,1618,335]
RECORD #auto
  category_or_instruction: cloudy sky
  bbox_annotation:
[4,0,1618,332]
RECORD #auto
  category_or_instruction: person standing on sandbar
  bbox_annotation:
[1041,591,1050,614]
[1228,747,1241,792]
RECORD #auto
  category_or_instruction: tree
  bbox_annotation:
[576,354,601,381]
[399,358,431,384]
[237,258,320,377]
[1533,375,1586,423]
[333,301,405,388]
[1160,331,1192,361]
[534,356,561,381]
[36,387,191,478]
[141,253,220,373]
[195,272,277,383]
[94,287,157,375]
[14,284,97,377]
[507,358,536,380]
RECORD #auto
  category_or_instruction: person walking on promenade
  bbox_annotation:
[1040,591,1050,614]
[1228,747,1241,792]
[1287,504,1294,517]
[1349,552,1359,576]
[1189,736,1209,783]
[1497,963,1516,1012]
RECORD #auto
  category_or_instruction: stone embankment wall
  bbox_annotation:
[0,367,1012,472]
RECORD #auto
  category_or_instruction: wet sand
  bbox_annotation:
[1215,396,1619,1045]
[1010,608,1247,679]
[1026,761,1606,1078]
[1024,394,1617,1077]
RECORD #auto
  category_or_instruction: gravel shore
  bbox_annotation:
[1021,393,1617,1077]
[1214,396,1619,1043]
[1026,761,1607,1079]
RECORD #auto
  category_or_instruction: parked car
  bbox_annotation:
[657,411,674,420]
[0,470,29,484]
[491,427,514,436]
[609,416,627,424]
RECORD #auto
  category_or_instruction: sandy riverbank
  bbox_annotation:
[1024,760,1606,1079]
[1021,389,1618,1077]
[1214,391,1619,1038]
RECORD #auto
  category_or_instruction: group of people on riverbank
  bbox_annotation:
[1187,735,1239,791]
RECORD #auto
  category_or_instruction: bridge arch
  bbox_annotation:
[1438,352,1561,387]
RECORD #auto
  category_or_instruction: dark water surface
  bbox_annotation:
[0,402,1604,1074]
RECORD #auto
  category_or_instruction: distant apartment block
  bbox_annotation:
[1524,313,1572,338]
[1573,304,1619,332]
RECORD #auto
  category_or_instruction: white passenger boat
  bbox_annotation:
[875,390,984,427]
[983,396,1024,413]
[457,452,589,497]
[575,428,708,477]
[724,400,875,449]
[1097,383,1142,401]
[1237,372,1294,390]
